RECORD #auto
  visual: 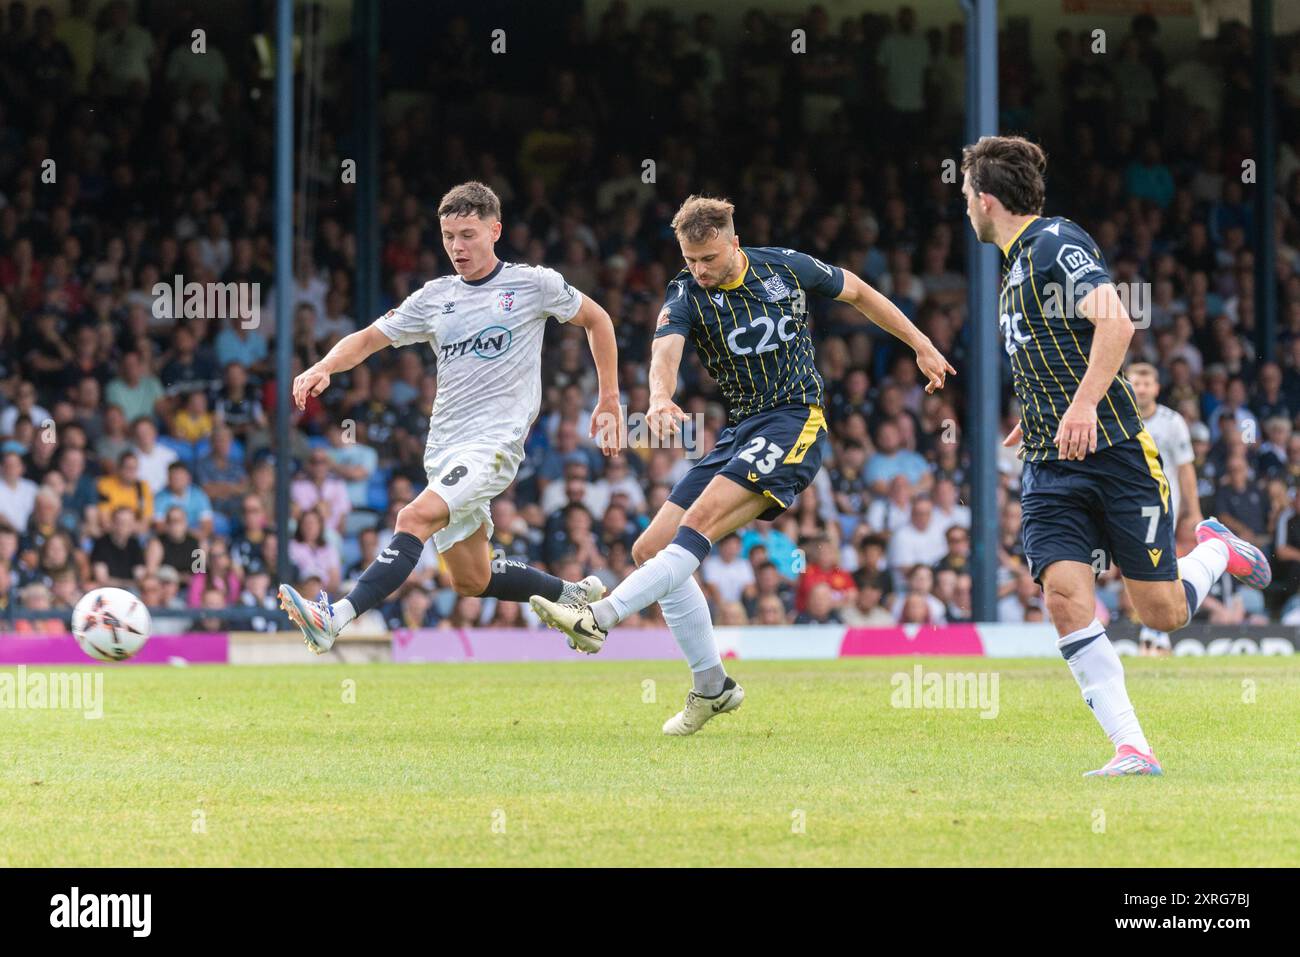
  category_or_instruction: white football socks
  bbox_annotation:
[332,598,356,630]
[1058,619,1151,754]
[592,543,703,630]
[658,577,725,694]
[1177,538,1229,618]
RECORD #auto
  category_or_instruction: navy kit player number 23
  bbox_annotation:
[531,194,955,736]
[654,243,842,520]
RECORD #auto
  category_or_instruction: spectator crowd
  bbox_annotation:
[3,0,1300,633]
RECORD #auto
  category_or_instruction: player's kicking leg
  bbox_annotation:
[532,474,768,645]
[280,487,601,654]
[534,404,827,733]
[533,497,740,732]
[531,474,767,730]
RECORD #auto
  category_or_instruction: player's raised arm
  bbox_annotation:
[835,269,956,394]
[292,324,392,410]
[1055,283,1136,461]
[568,293,622,457]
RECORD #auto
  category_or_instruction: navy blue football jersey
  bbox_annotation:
[655,246,844,423]
[999,216,1144,461]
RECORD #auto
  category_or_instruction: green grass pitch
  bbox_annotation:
[2,657,1297,866]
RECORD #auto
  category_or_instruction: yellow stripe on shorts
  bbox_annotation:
[783,405,826,464]
[1136,428,1171,513]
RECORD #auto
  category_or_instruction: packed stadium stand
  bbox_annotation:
[2,0,1299,633]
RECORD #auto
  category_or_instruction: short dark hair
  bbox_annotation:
[961,135,1047,215]
[671,195,735,243]
[437,181,501,221]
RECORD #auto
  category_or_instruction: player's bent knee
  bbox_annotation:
[449,567,490,597]
[632,529,671,566]
[1142,603,1188,633]
[395,502,438,539]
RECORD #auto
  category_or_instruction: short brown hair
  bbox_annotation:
[671,195,735,243]
[437,181,501,221]
[960,135,1047,216]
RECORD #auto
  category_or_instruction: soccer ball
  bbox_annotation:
[72,587,152,662]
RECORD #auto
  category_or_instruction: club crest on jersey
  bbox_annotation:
[496,290,515,313]
[761,275,790,302]
[1006,256,1026,287]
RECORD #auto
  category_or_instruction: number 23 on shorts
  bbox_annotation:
[738,436,784,474]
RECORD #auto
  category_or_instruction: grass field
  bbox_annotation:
[2,657,1297,867]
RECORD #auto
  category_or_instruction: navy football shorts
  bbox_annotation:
[1020,429,1179,584]
[668,404,829,521]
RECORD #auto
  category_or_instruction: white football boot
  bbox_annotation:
[662,677,745,735]
[278,584,340,655]
[530,594,607,653]
[555,576,607,651]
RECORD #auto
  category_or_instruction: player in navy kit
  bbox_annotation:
[532,195,955,734]
[961,135,1271,776]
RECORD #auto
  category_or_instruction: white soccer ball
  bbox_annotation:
[72,587,152,662]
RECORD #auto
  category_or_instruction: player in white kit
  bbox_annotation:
[278,182,621,653]
[1126,362,1203,655]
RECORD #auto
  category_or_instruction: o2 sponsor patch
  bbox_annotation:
[1056,244,1101,282]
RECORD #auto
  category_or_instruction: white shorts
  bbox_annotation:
[423,440,524,552]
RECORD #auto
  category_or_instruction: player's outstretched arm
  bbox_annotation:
[1056,283,1135,460]
[292,325,392,411]
[834,269,955,394]
[569,293,622,457]
[646,333,690,440]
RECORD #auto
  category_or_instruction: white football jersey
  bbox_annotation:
[374,262,582,447]
[1143,403,1194,519]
